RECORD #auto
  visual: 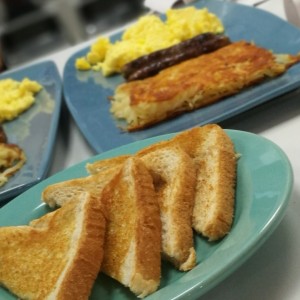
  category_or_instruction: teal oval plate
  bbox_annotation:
[0,130,293,300]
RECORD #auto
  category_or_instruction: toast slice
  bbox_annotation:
[86,124,236,241]
[171,124,237,241]
[42,165,121,208]
[86,148,197,271]
[0,192,106,300]
[100,157,161,297]
[42,156,161,298]
[136,145,197,271]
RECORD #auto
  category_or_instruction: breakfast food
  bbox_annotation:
[86,154,130,175]
[0,78,42,122]
[75,7,224,76]
[87,147,197,271]
[41,164,121,207]
[87,148,197,271]
[138,145,197,271]
[111,41,300,131]
[0,192,106,300]
[0,124,27,187]
[0,142,26,187]
[170,124,237,240]
[87,124,237,242]
[43,157,162,298]
[100,157,161,297]
[2,124,236,298]
[0,125,7,143]
[123,33,231,81]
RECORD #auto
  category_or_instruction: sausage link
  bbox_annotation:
[122,33,231,81]
[0,125,7,143]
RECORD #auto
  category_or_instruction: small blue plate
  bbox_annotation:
[0,129,293,299]
[63,0,300,153]
[0,61,62,203]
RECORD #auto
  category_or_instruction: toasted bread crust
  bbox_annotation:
[100,157,161,297]
[172,124,237,240]
[86,146,197,271]
[43,157,161,297]
[137,145,197,271]
[38,124,236,299]
[42,168,120,208]
[86,155,130,175]
[86,124,237,242]
[0,193,106,300]
[53,195,106,300]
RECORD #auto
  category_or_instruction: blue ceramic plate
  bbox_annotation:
[63,0,300,153]
[0,130,293,299]
[0,61,62,203]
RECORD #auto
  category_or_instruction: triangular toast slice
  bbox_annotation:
[86,147,197,271]
[42,165,122,208]
[87,124,236,241]
[42,157,161,298]
[136,145,197,271]
[0,192,106,300]
[171,124,237,241]
[100,157,161,297]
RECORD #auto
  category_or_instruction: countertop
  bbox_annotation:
[5,0,300,299]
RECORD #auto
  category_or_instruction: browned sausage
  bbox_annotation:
[122,33,231,81]
[0,124,7,143]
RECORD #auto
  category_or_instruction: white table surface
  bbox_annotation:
[18,1,300,299]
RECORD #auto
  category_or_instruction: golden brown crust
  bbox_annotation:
[136,145,197,271]
[86,155,130,175]
[55,195,106,300]
[100,157,161,297]
[86,124,236,243]
[171,124,236,240]
[42,156,161,297]
[203,127,236,240]
[86,144,197,271]
[133,158,162,296]
[0,125,7,143]
[121,41,293,103]
[112,41,300,130]
[0,193,106,300]
[36,123,236,299]
[42,167,121,208]
[0,142,26,187]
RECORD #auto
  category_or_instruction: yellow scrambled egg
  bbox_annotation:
[75,7,224,76]
[0,78,42,122]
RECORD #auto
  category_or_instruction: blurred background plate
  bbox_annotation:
[63,0,300,153]
[0,60,62,204]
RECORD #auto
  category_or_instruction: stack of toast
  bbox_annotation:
[0,124,237,299]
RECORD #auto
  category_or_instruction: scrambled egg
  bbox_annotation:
[0,78,42,122]
[75,7,224,76]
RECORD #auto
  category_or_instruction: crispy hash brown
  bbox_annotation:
[0,143,26,187]
[111,41,300,130]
